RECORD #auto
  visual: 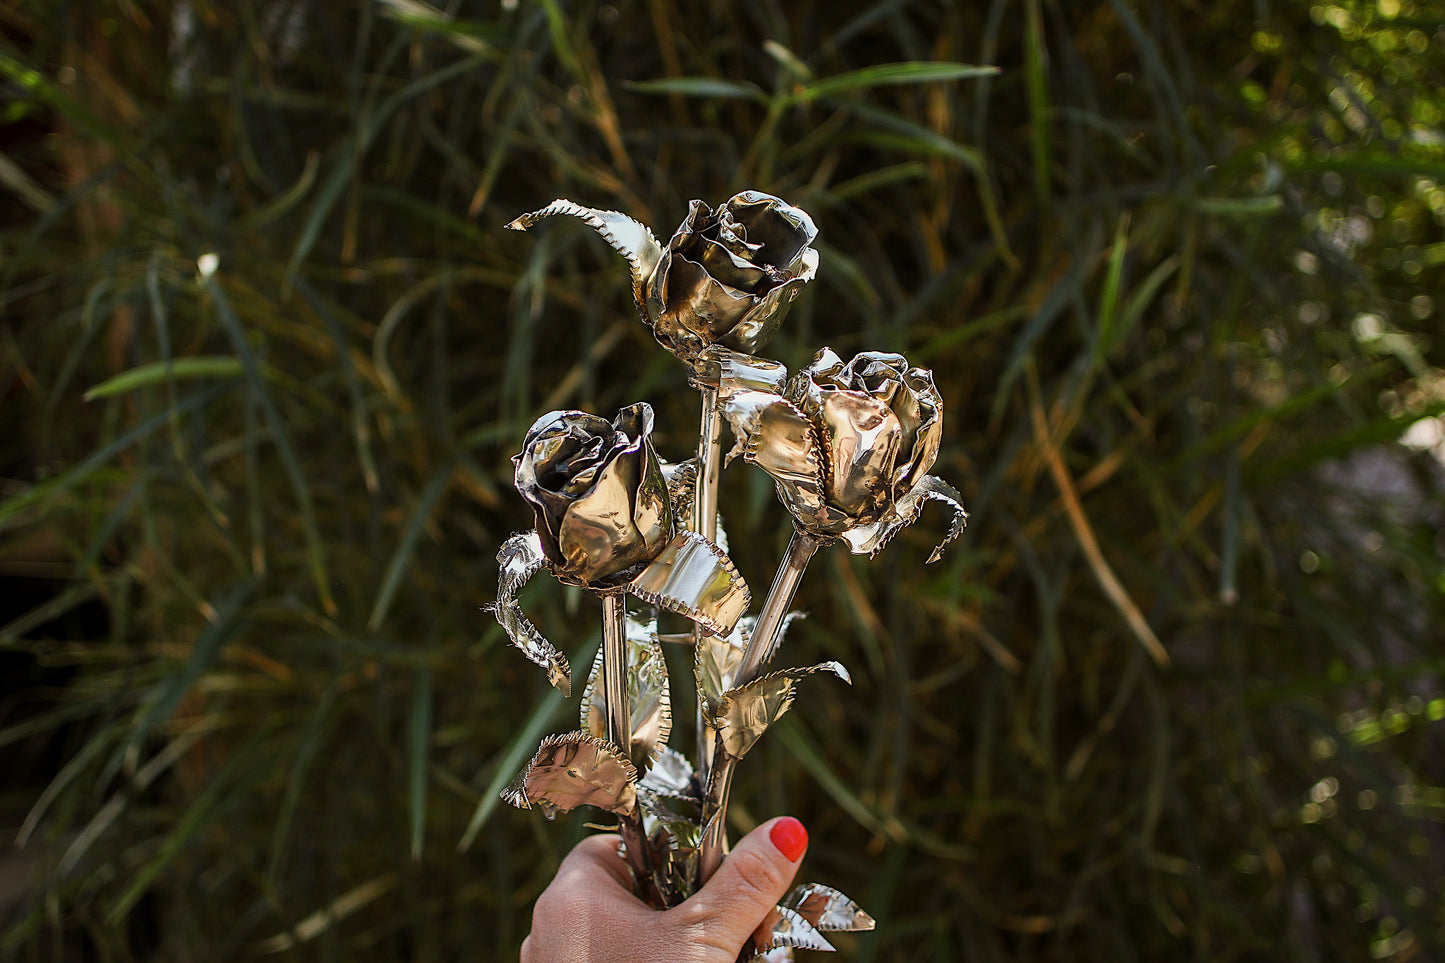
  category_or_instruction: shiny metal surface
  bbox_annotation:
[718,346,967,559]
[583,612,672,772]
[781,883,877,932]
[506,192,816,368]
[628,530,749,638]
[503,731,639,819]
[486,531,570,694]
[711,661,850,761]
[746,905,834,958]
[513,403,673,587]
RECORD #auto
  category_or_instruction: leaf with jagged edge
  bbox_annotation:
[711,661,850,761]
[694,612,807,713]
[628,530,749,637]
[581,613,671,773]
[505,199,662,312]
[639,746,700,803]
[781,883,876,932]
[501,731,638,819]
[484,531,570,694]
[837,474,969,562]
[745,905,834,958]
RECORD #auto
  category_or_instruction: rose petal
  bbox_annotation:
[723,190,819,272]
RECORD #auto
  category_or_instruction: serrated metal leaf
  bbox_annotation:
[582,614,672,772]
[712,661,850,761]
[505,199,662,309]
[485,531,570,694]
[506,731,639,819]
[746,905,834,958]
[628,530,749,637]
[782,883,876,932]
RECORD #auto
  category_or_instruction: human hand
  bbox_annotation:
[520,815,810,963]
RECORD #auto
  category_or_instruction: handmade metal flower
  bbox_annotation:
[505,191,818,367]
[717,346,968,560]
[487,403,748,696]
[513,403,672,587]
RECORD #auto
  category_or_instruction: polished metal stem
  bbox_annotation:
[693,387,725,777]
[602,593,663,906]
[697,527,822,884]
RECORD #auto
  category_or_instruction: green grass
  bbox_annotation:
[2,1,1443,960]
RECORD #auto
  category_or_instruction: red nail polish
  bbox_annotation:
[769,817,808,862]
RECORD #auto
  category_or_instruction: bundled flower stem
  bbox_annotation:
[492,192,964,958]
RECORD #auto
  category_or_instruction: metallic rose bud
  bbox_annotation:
[513,403,673,586]
[789,348,942,526]
[645,191,819,364]
[719,346,966,560]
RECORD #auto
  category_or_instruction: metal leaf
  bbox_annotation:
[505,199,661,309]
[712,661,850,761]
[837,474,969,562]
[581,614,672,772]
[639,746,699,802]
[628,530,750,637]
[782,883,876,932]
[484,531,570,694]
[746,905,834,958]
[695,612,806,712]
[503,731,639,819]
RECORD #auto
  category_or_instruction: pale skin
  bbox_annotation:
[521,816,808,963]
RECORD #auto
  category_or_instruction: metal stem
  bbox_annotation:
[693,386,724,780]
[697,527,822,885]
[602,594,631,756]
[601,593,663,906]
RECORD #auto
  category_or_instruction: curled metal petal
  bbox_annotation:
[782,883,877,933]
[502,731,639,819]
[645,192,819,364]
[627,530,750,637]
[582,615,672,772]
[747,905,834,958]
[504,199,661,309]
[712,661,851,761]
[484,531,570,694]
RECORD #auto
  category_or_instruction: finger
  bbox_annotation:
[555,833,635,893]
[664,816,808,956]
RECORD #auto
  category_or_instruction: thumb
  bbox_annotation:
[669,817,808,957]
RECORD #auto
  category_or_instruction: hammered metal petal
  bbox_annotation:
[484,531,570,694]
[504,731,639,819]
[712,661,851,761]
[628,530,749,637]
[582,615,672,772]
[782,883,877,933]
[505,199,661,309]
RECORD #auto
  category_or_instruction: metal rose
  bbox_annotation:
[719,347,968,560]
[644,191,818,364]
[505,192,818,366]
[513,403,672,587]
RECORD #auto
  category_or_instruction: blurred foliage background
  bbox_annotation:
[2,0,1444,959]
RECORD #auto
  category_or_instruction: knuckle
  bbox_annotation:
[726,847,785,903]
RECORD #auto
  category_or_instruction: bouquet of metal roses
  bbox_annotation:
[488,192,967,959]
